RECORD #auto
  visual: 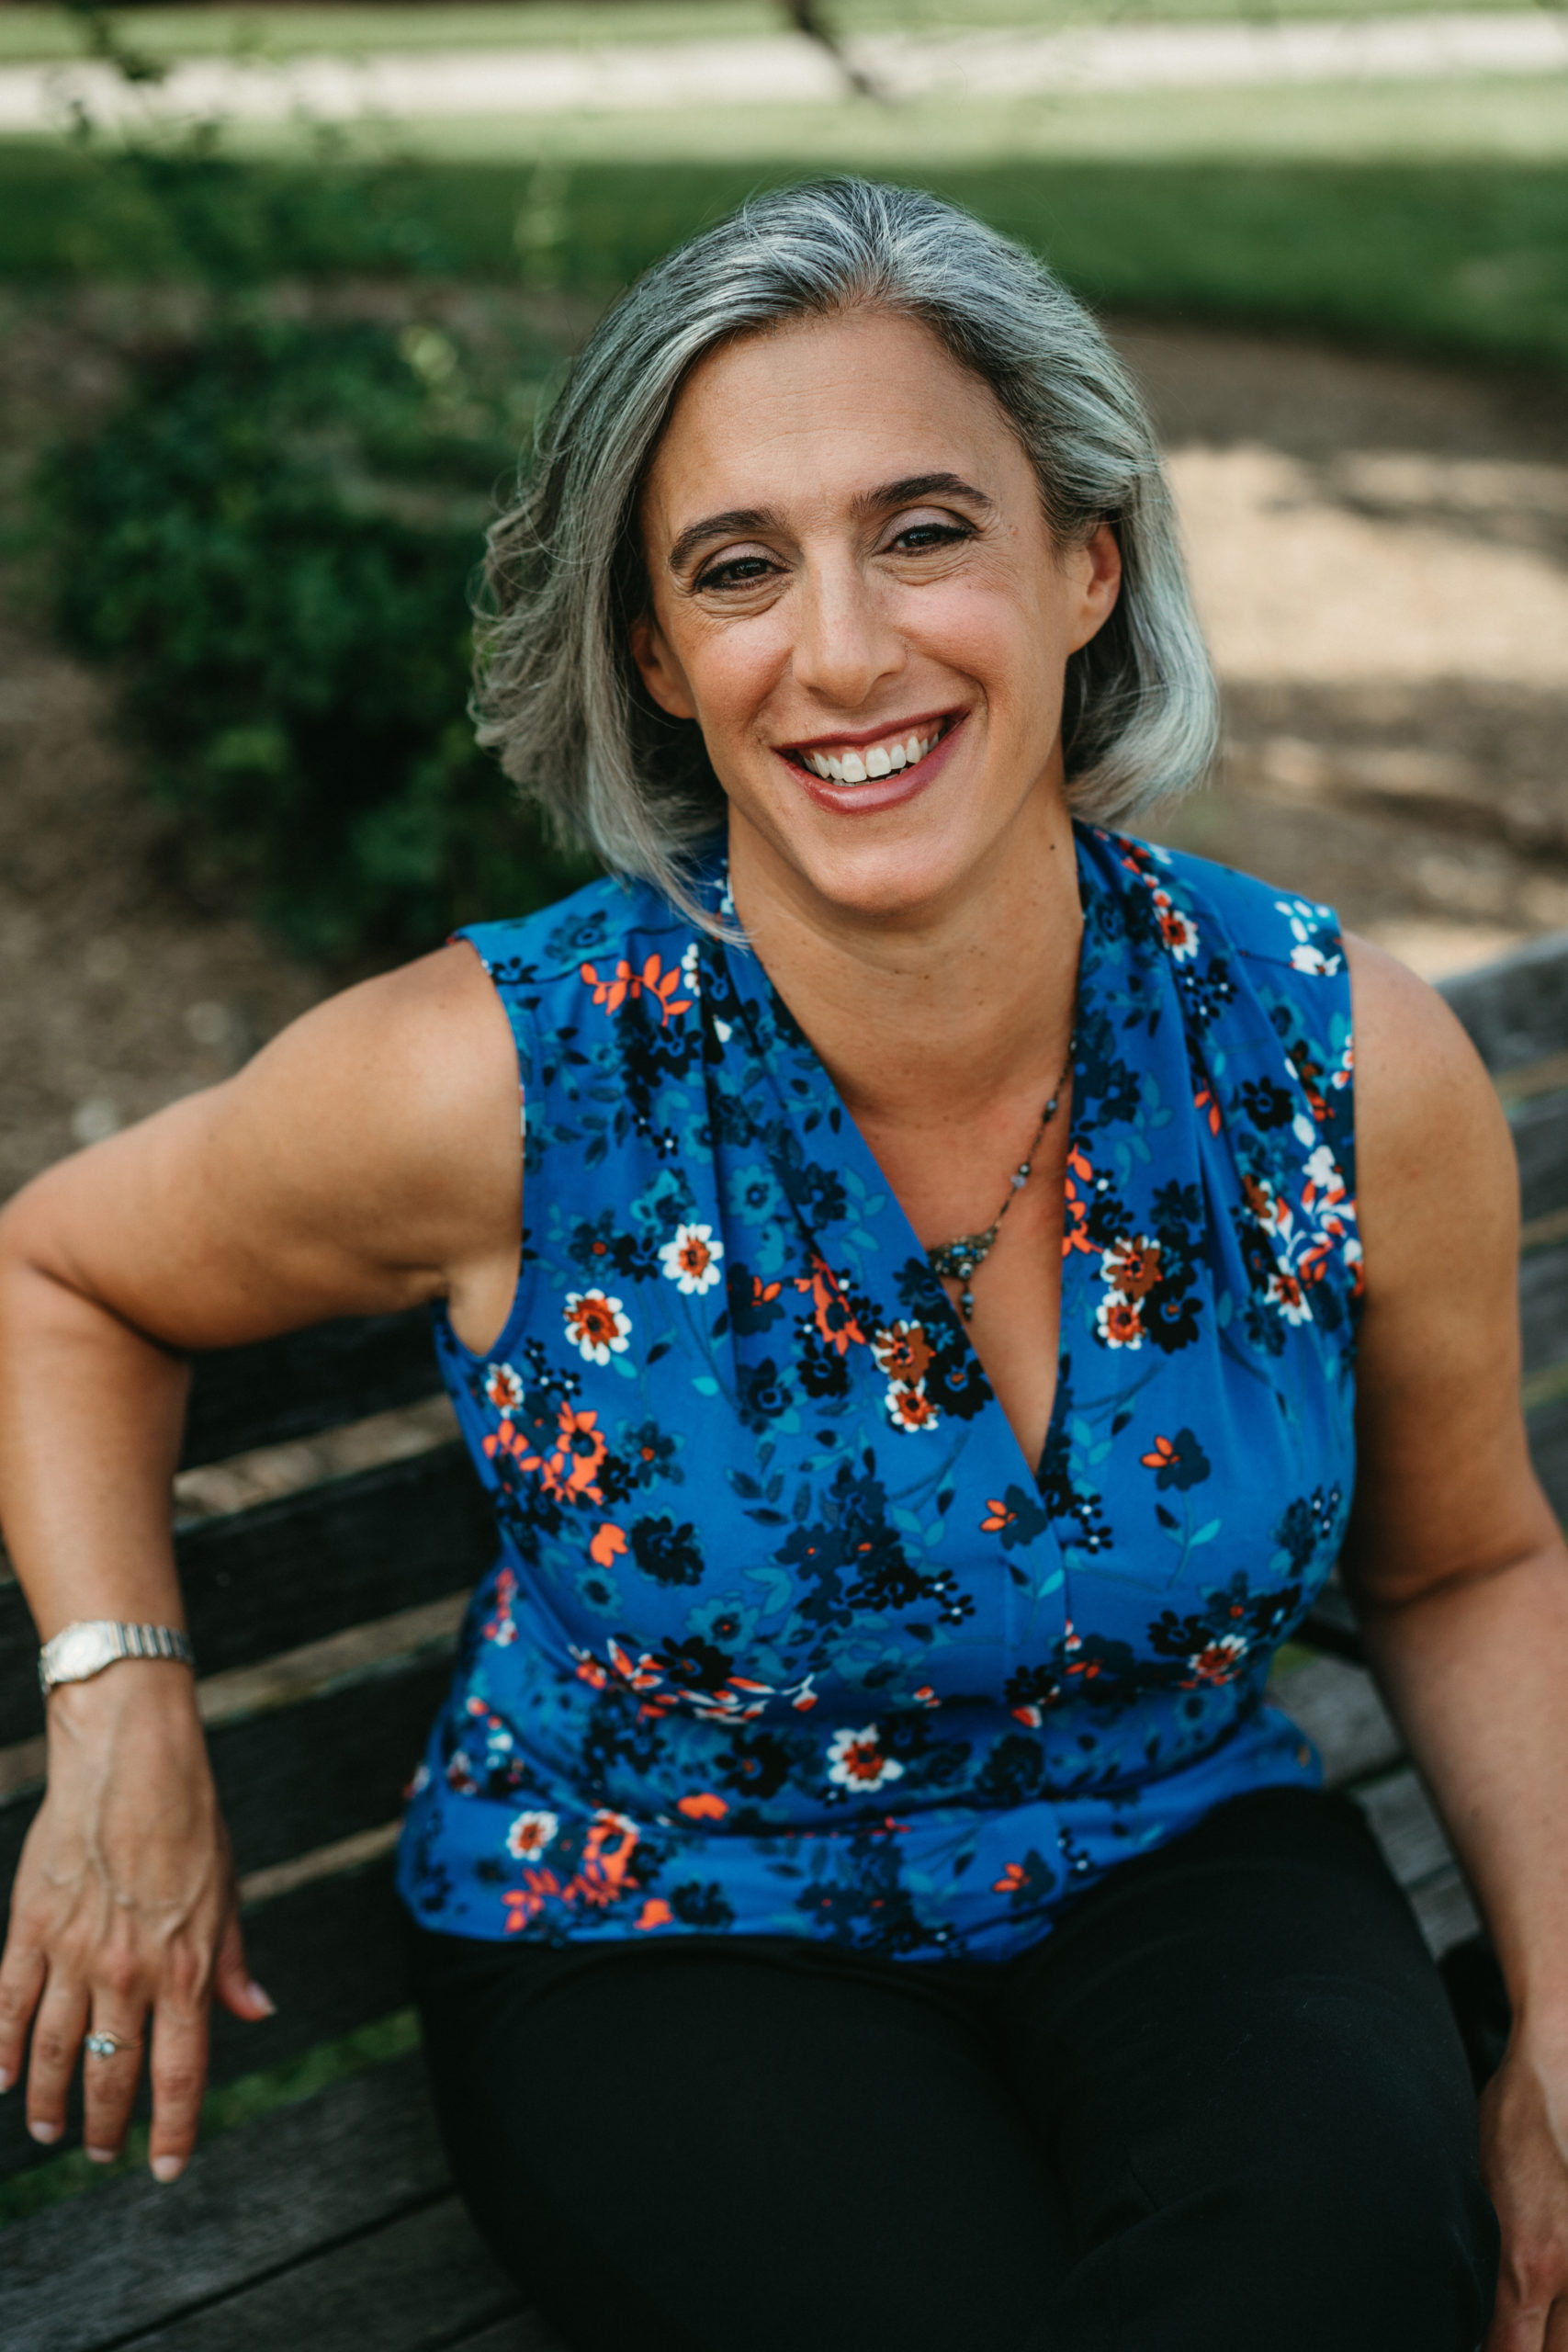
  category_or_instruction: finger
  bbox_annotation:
[24,1973,89,2147]
[81,2012,148,2165]
[1542,2289,1568,2352]
[0,1928,47,2095]
[147,1994,209,2184]
[212,1916,276,2024]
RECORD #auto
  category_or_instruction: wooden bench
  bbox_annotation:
[1,925,1564,2349]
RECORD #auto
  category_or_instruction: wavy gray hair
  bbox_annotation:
[475,175,1217,921]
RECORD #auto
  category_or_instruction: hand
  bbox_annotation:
[1483,2020,1568,2348]
[0,1662,274,2182]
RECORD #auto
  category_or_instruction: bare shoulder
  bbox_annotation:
[3,940,521,1350]
[1344,932,1514,1235]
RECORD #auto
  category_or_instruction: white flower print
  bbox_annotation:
[658,1222,725,1295]
[680,940,702,999]
[506,1808,560,1861]
[827,1724,905,1793]
[563,1288,633,1365]
[484,1362,525,1415]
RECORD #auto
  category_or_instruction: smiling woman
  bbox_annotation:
[0,177,1563,2352]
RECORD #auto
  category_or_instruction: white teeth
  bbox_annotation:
[797,723,945,784]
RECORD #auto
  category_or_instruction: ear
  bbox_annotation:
[628,610,698,721]
[1066,522,1123,655]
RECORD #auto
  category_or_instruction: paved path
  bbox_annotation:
[0,9,1562,131]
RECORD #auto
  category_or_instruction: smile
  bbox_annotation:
[787,718,953,787]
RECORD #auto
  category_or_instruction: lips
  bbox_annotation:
[791,718,950,786]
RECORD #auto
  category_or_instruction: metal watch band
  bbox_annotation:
[39,1621,197,1697]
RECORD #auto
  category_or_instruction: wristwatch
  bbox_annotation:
[39,1621,196,1697]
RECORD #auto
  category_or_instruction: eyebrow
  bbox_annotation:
[666,472,995,575]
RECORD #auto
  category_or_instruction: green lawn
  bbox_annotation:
[2,142,1564,370]
[0,0,1547,65]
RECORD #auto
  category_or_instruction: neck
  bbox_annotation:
[726,786,1082,1136]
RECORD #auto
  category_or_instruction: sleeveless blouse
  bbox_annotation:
[397,825,1361,1960]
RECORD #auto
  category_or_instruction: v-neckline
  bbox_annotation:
[707,831,1100,1497]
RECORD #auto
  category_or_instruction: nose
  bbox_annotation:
[790,547,905,714]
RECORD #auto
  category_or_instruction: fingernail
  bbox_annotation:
[85,2145,118,2165]
[152,2154,185,2185]
[248,1981,277,2017]
[28,2120,59,2144]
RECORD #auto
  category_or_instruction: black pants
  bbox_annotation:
[410,1789,1497,2351]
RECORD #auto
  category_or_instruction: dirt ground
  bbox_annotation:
[1,287,1565,1204]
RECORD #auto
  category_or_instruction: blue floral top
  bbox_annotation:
[397,825,1361,1960]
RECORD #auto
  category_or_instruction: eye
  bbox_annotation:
[693,551,778,594]
[886,516,975,556]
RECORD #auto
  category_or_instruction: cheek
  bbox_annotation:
[672,612,793,740]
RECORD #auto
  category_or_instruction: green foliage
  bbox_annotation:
[43,312,593,959]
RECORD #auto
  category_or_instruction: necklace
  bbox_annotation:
[926,1045,1074,1322]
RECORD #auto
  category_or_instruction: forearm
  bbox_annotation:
[0,1221,189,1640]
[1359,1544,1568,2027]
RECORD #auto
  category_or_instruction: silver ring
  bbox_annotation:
[84,2030,134,2060]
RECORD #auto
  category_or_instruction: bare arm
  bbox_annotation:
[1339,935,1568,2352]
[0,942,518,2180]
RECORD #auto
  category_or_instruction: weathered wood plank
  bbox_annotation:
[1527,1389,1568,1526]
[0,2054,448,2352]
[182,1313,444,1472]
[1519,1241,1568,1380]
[1269,1654,1402,1790]
[1411,1866,1482,1960]
[1441,932,1568,1078]
[1297,1576,1363,1664]
[1353,1765,1456,1894]
[117,2193,518,2352]
[1511,1091,1568,1229]
[0,1446,491,1747]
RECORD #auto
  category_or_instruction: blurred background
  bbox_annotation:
[0,0,1564,1204]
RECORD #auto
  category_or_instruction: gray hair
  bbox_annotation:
[475,176,1217,920]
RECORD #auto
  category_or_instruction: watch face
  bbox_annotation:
[51,1624,115,1682]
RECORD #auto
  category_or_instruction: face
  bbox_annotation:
[630,307,1122,928]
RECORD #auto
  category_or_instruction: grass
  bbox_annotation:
[1,142,1564,369]
[0,0,1548,66]
[0,2007,422,2227]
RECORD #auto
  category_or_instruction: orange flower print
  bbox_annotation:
[981,1498,1016,1533]
[636,1897,673,1930]
[482,1566,519,1647]
[675,1791,728,1821]
[912,1685,939,1708]
[1266,1271,1312,1327]
[484,1362,525,1414]
[543,1405,608,1502]
[993,1861,1030,1895]
[505,1808,559,1861]
[1155,900,1199,962]
[1096,1294,1145,1349]
[1186,1633,1248,1684]
[562,1287,632,1366]
[1101,1235,1162,1298]
[794,1256,866,1355]
[827,1724,904,1793]
[886,1380,940,1433]
[658,1221,725,1295]
[589,1521,626,1567]
[872,1320,934,1385]
[580,953,693,1024]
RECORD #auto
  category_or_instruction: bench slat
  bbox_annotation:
[1440,933,1568,1077]
[182,1312,444,1472]
[0,2055,449,2352]
[0,1445,491,1748]
[1518,1242,1568,1381]
[1511,1091,1568,1230]
[115,2193,518,2352]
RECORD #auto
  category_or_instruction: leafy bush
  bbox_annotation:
[42,311,595,959]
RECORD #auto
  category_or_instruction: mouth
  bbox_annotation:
[781,712,960,789]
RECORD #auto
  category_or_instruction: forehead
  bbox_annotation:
[641,309,1026,531]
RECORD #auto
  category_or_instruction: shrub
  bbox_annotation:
[42,310,596,960]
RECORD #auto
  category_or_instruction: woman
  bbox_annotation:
[0,178,1561,2349]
